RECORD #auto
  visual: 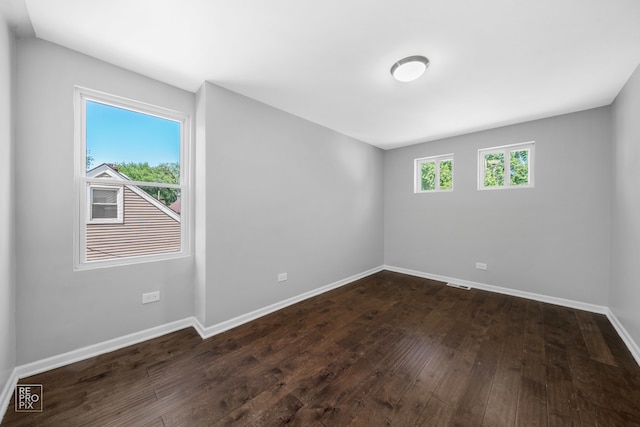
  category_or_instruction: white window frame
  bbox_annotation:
[87,185,123,224]
[73,86,191,270]
[477,141,535,190]
[414,154,454,193]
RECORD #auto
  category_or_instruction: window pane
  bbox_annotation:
[93,188,118,204]
[421,162,436,191]
[92,204,117,219]
[84,98,183,262]
[484,153,504,187]
[138,183,180,208]
[166,189,182,215]
[510,149,529,186]
[86,184,181,261]
[86,101,180,187]
[439,160,452,190]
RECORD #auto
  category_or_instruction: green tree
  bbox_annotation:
[440,160,453,190]
[509,149,529,185]
[483,153,504,187]
[86,150,95,171]
[421,162,436,191]
[115,162,180,206]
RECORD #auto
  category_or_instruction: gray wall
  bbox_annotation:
[14,39,195,364]
[0,10,16,389]
[200,82,384,325]
[385,108,611,305]
[611,64,640,347]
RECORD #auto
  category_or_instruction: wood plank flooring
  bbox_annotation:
[3,271,640,426]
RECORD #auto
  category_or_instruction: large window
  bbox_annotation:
[478,142,534,190]
[74,87,190,269]
[414,154,454,193]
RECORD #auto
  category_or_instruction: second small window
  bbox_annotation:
[89,186,123,223]
[415,154,454,193]
[478,141,534,190]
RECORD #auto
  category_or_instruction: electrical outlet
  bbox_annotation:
[277,273,288,282]
[142,291,160,304]
[475,262,487,270]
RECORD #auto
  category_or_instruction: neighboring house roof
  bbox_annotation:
[86,163,180,222]
[169,198,181,214]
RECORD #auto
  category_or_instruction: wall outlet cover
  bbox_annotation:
[142,291,160,304]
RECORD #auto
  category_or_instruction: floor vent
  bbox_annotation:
[446,282,471,291]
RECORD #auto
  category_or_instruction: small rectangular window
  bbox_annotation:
[74,87,190,269]
[415,154,454,193]
[478,142,534,190]
[89,186,123,223]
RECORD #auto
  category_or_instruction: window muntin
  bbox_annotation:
[478,142,534,190]
[415,154,454,193]
[74,87,190,269]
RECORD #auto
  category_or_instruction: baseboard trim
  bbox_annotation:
[191,316,207,340]
[384,265,608,314]
[0,369,19,424]
[15,317,195,380]
[196,266,384,338]
[606,308,640,367]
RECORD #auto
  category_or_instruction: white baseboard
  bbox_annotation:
[384,265,608,314]
[0,368,19,424]
[15,317,195,380]
[606,308,640,367]
[191,316,207,339]
[195,266,384,338]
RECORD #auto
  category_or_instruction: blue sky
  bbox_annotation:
[86,101,180,170]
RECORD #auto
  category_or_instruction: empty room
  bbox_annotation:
[1,0,640,425]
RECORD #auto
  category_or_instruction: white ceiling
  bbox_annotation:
[16,0,640,149]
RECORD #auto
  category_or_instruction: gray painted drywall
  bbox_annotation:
[14,39,195,364]
[201,82,384,325]
[611,64,640,348]
[385,108,611,305]
[0,12,16,390]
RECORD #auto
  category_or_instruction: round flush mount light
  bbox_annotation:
[390,55,430,82]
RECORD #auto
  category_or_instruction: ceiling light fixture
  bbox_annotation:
[390,55,430,82]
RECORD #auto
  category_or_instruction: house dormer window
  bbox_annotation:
[88,185,123,223]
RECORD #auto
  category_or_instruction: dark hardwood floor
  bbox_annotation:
[3,271,640,426]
